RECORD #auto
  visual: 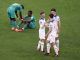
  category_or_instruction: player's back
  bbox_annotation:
[12,3,22,10]
[8,3,22,11]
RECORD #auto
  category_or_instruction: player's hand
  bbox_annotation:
[20,18,24,22]
[45,23,49,28]
[21,18,24,21]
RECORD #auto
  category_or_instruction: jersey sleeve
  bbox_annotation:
[39,19,45,28]
[19,6,23,11]
[39,20,43,25]
[57,16,60,21]
[13,3,22,11]
[16,6,22,11]
[31,16,36,22]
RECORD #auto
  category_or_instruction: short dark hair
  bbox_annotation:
[21,5,24,9]
[51,8,56,12]
[49,14,54,18]
[28,10,33,14]
[28,10,33,17]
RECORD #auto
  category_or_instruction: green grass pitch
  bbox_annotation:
[0,0,80,60]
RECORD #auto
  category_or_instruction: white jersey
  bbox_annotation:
[53,16,60,31]
[39,18,45,31]
[53,16,60,22]
[47,20,57,43]
[39,18,45,39]
[48,20,57,36]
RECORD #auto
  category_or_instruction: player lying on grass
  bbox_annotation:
[45,14,59,56]
[15,10,36,32]
[7,3,24,31]
[51,8,60,52]
[37,11,47,52]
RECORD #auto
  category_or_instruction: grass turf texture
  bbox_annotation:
[0,0,80,60]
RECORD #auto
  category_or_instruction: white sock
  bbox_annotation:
[46,43,51,53]
[37,40,41,50]
[41,41,44,52]
[53,45,59,55]
[56,39,59,50]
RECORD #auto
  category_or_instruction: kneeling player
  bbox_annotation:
[45,14,59,56]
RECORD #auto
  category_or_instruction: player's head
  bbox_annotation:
[48,14,54,22]
[40,11,45,18]
[28,10,33,17]
[51,8,56,16]
[21,4,24,9]
[49,14,54,19]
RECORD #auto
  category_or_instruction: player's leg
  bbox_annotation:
[43,38,47,53]
[10,18,17,30]
[40,39,45,52]
[55,33,60,51]
[55,37,59,51]
[8,11,17,30]
[17,21,23,29]
[21,21,28,31]
[9,20,15,30]
[53,44,59,56]
[37,31,42,51]
[37,39,44,52]
[37,31,45,52]
[28,22,36,29]
[45,36,51,55]
[37,40,41,51]
[51,37,59,56]
[46,42,51,55]
[15,21,27,32]
[8,12,14,30]
[40,32,45,52]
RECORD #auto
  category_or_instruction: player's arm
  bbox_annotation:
[41,22,48,29]
[45,26,52,39]
[57,18,61,35]
[40,24,44,29]
[15,11,18,18]
[44,23,48,29]
[19,11,23,19]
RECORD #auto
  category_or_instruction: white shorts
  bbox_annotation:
[47,31,57,43]
[47,34,56,43]
[39,29,45,39]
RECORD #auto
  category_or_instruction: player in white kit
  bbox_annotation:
[37,11,46,52]
[45,14,59,56]
[51,8,60,52]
